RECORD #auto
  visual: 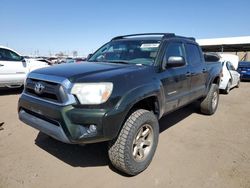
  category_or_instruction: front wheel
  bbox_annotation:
[108,109,159,176]
[200,84,219,115]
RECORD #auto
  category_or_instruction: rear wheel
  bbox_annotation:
[200,84,219,115]
[108,109,159,176]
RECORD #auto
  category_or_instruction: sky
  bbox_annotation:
[1,0,250,57]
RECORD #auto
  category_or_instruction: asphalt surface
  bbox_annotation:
[0,83,250,188]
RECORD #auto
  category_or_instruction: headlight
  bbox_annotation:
[71,83,113,104]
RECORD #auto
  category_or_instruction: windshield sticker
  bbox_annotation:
[140,43,160,48]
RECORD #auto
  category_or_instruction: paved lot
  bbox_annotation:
[0,83,250,188]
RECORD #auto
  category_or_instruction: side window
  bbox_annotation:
[185,44,202,65]
[231,64,236,71]
[227,62,235,71]
[0,48,5,61]
[9,50,22,61]
[0,48,22,61]
[164,42,185,63]
[226,62,231,70]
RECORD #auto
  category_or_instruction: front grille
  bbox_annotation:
[24,78,67,103]
[22,108,60,127]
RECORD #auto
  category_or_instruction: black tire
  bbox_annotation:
[108,109,159,176]
[224,81,231,94]
[200,84,219,115]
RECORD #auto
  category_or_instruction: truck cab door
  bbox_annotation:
[0,48,28,87]
[159,42,191,113]
[185,43,207,101]
[227,61,239,86]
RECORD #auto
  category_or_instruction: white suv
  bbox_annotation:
[0,46,49,88]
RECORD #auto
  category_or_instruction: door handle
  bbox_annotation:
[0,64,4,67]
[202,69,207,73]
[186,72,191,77]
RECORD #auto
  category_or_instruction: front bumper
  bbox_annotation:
[19,109,70,143]
[18,94,126,144]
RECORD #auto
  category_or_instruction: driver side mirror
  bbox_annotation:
[166,56,185,68]
[21,57,27,67]
[87,53,93,61]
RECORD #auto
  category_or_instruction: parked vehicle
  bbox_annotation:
[65,58,75,64]
[219,54,239,69]
[18,33,222,175]
[65,58,86,64]
[203,52,220,62]
[33,58,53,65]
[219,54,240,94]
[237,61,250,80]
[0,46,49,88]
[48,57,59,65]
[74,57,87,63]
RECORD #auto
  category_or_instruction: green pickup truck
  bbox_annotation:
[18,33,222,175]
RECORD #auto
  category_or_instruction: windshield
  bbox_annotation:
[88,40,161,65]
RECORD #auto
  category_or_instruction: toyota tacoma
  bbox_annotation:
[18,33,222,175]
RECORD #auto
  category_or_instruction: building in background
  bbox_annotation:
[197,36,250,61]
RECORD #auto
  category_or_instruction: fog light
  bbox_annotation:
[77,124,97,139]
[87,124,97,134]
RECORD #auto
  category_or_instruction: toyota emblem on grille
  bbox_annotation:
[34,82,45,95]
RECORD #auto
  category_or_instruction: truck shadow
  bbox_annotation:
[159,101,199,133]
[34,101,200,174]
[35,133,109,167]
[0,87,23,96]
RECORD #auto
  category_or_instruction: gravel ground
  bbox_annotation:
[0,83,250,188]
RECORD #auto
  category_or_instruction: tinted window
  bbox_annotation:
[226,62,235,71]
[164,42,185,63]
[0,48,22,61]
[185,44,202,65]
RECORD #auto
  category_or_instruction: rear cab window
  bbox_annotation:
[226,61,235,71]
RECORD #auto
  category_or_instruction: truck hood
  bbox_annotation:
[31,62,150,82]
